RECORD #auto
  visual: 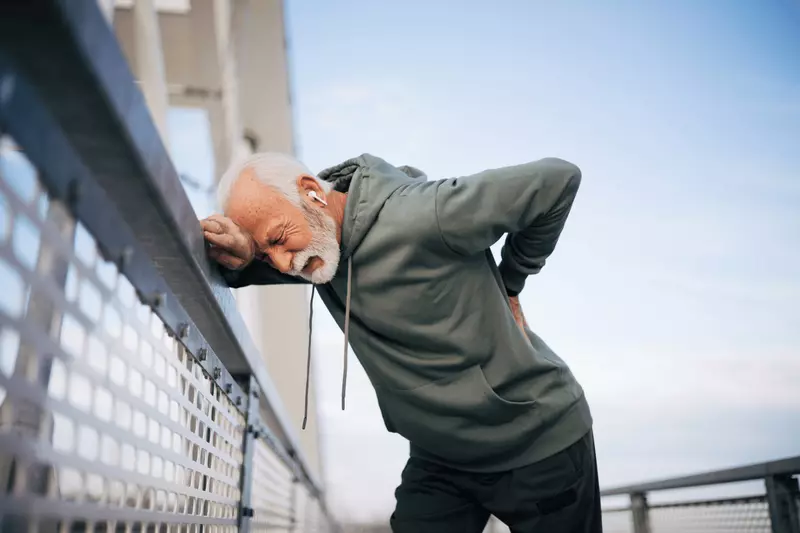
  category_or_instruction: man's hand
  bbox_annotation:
[509,295,528,332]
[201,214,256,271]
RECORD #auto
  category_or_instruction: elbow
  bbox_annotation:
[539,157,582,190]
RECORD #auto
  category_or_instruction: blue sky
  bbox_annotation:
[283,0,800,522]
[167,0,799,523]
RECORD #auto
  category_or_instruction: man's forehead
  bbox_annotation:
[227,169,294,223]
[229,169,280,206]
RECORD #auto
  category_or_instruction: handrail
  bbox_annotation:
[600,455,800,533]
[601,455,800,496]
[0,0,329,524]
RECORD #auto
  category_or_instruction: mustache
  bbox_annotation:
[291,250,315,274]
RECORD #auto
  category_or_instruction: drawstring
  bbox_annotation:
[301,255,353,430]
[342,256,353,411]
[302,286,316,430]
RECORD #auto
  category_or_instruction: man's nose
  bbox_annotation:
[269,249,294,273]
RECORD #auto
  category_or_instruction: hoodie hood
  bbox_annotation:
[318,155,427,259]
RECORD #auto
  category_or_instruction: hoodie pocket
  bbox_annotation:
[378,365,538,464]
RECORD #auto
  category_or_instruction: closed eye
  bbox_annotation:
[269,228,287,246]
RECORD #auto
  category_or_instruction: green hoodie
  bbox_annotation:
[223,154,592,473]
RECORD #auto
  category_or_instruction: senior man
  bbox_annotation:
[201,153,600,532]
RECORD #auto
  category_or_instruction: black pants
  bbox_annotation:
[391,431,602,533]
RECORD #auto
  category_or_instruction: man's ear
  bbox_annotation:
[297,175,327,206]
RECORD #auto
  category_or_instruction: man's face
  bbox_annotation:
[226,169,340,283]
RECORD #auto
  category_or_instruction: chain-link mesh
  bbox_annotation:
[0,136,246,531]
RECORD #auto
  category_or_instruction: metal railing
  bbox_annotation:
[601,456,800,533]
[0,0,337,531]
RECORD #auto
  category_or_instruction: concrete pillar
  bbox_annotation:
[107,0,324,486]
[213,0,246,165]
[230,0,324,483]
[132,0,170,147]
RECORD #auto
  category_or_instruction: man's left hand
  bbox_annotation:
[509,295,528,332]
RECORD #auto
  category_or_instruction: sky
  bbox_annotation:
[167,0,799,524]
[283,0,800,522]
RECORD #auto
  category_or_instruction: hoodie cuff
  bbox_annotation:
[218,264,244,288]
[499,260,526,297]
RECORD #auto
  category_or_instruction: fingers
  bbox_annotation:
[201,214,237,235]
[204,230,238,250]
[201,214,254,269]
[208,247,247,270]
[508,296,528,330]
[200,218,223,234]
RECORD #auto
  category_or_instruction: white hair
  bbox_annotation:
[217,152,331,211]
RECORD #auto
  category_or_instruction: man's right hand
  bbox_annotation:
[201,214,256,271]
[508,295,529,333]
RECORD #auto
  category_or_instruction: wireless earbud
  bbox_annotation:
[307,190,328,206]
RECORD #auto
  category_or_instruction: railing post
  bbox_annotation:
[766,475,800,533]
[289,478,299,531]
[630,492,651,533]
[237,377,260,533]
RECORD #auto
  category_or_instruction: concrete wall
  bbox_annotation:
[110,0,323,484]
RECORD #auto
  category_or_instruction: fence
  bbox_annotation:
[0,0,337,531]
[601,456,800,533]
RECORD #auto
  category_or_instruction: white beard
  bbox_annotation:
[288,202,340,284]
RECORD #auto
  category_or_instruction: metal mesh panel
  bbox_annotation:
[649,497,771,533]
[294,482,320,532]
[303,492,322,533]
[0,136,245,531]
[250,438,295,531]
[601,508,634,533]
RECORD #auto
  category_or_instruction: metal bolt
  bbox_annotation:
[118,246,134,270]
[178,323,190,339]
[235,396,242,406]
[0,74,15,104]
[150,292,165,308]
[96,242,113,264]
[212,367,221,380]
[225,383,232,394]
[67,179,82,207]
[252,388,259,399]
[197,347,207,361]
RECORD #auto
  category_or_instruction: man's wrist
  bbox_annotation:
[498,259,526,297]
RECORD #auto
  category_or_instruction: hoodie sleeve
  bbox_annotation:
[217,261,309,288]
[434,157,581,296]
